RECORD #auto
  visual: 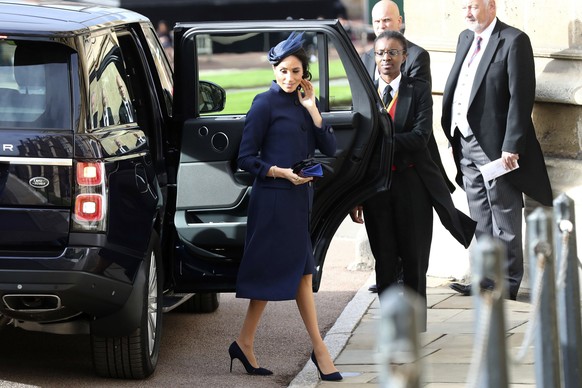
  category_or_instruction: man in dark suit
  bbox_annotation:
[360,0,455,293]
[442,0,552,300]
[90,91,99,129]
[100,93,115,127]
[362,1,431,84]
[116,75,136,124]
[352,30,475,330]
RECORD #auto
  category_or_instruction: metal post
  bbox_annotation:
[527,207,561,388]
[466,237,509,388]
[553,193,581,388]
[378,287,423,388]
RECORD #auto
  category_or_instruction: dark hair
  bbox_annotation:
[375,30,408,52]
[272,48,312,81]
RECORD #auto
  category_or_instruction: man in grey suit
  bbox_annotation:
[359,0,455,294]
[442,0,552,300]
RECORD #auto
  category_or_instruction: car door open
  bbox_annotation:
[171,20,393,292]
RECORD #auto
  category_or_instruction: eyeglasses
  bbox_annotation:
[374,49,405,58]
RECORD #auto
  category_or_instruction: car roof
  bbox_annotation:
[0,1,149,36]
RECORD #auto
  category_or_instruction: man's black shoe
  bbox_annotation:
[368,284,378,293]
[449,281,516,298]
[449,282,472,296]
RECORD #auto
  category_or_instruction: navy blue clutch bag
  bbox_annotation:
[292,158,332,178]
[299,163,323,177]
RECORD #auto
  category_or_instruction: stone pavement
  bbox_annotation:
[290,277,536,387]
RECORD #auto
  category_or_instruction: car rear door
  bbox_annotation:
[171,20,393,292]
[0,38,75,253]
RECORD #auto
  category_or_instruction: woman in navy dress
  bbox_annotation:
[229,32,341,381]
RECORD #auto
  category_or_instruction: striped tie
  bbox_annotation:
[468,36,482,67]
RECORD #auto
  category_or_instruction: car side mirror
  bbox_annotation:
[199,80,226,113]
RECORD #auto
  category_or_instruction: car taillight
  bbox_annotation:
[74,194,103,222]
[77,162,102,186]
[72,161,107,231]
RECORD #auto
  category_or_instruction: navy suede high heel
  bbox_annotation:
[311,351,343,381]
[228,341,273,376]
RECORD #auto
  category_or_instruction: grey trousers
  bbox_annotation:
[458,134,524,297]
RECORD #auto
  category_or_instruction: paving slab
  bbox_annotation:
[297,281,541,388]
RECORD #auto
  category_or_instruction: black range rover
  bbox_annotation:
[0,0,393,379]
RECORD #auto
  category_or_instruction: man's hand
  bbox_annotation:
[350,205,364,224]
[501,151,519,170]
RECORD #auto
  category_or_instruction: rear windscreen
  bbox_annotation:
[0,40,73,130]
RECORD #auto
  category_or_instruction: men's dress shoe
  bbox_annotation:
[368,284,378,293]
[449,282,472,296]
[450,282,512,297]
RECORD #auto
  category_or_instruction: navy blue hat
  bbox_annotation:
[268,31,305,64]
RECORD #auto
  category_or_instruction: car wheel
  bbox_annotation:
[91,232,163,379]
[176,292,220,313]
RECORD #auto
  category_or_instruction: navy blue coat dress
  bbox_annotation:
[236,81,336,301]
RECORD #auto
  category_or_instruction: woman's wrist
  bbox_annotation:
[309,111,323,128]
[269,166,278,179]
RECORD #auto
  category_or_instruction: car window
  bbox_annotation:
[142,24,173,117]
[327,41,353,111]
[0,40,72,130]
[196,31,353,116]
[86,33,136,131]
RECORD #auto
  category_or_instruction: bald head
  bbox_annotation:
[371,0,402,36]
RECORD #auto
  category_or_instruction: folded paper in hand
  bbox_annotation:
[479,158,519,182]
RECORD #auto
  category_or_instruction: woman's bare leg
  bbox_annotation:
[296,274,338,374]
[236,299,268,367]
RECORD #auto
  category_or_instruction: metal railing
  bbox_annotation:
[377,193,580,387]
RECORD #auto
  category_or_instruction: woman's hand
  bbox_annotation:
[270,166,313,185]
[297,79,316,110]
[290,174,313,185]
[297,79,323,128]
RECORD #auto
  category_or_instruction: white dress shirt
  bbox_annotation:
[451,18,497,137]
[378,73,401,102]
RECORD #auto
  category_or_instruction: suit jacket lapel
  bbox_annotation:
[393,76,411,132]
[443,31,473,105]
[469,21,503,106]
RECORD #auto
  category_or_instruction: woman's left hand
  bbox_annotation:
[297,79,323,128]
[297,79,316,110]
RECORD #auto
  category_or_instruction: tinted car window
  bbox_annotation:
[86,33,137,131]
[196,31,353,116]
[0,40,72,130]
[142,25,173,117]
